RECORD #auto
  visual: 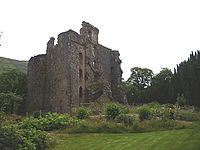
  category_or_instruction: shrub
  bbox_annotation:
[0,112,80,149]
[32,111,42,118]
[176,111,200,121]
[24,128,50,150]
[95,120,127,133]
[138,107,152,121]
[148,101,161,107]
[176,94,187,106]
[20,112,80,131]
[106,103,121,120]
[76,106,91,119]
[89,102,103,115]
[115,114,134,126]
[140,119,185,131]
[0,111,5,127]
[0,125,49,150]
[41,112,79,130]
[150,104,179,120]
[0,92,22,114]
[66,119,128,133]
[20,117,43,130]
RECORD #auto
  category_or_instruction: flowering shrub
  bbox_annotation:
[152,104,180,120]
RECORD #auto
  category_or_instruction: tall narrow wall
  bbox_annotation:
[111,51,127,103]
[27,55,47,112]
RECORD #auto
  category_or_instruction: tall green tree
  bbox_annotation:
[0,69,27,113]
[174,50,200,106]
[150,68,175,104]
[122,80,140,104]
[125,67,153,103]
[127,67,153,89]
[0,92,22,114]
[0,69,27,96]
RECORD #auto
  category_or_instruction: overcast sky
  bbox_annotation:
[1,0,200,79]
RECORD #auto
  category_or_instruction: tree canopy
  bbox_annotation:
[0,69,27,96]
[0,69,27,114]
[127,67,153,89]
[174,51,200,106]
[125,51,200,106]
[150,68,175,104]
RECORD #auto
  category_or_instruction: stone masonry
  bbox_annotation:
[27,21,126,113]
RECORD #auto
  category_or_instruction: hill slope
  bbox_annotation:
[0,57,28,74]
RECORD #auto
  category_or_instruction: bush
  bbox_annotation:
[66,119,128,133]
[88,98,109,115]
[76,106,91,119]
[32,111,42,118]
[25,128,50,150]
[176,111,200,121]
[20,112,80,131]
[89,102,103,115]
[138,107,152,121]
[176,94,187,106]
[150,104,179,120]
[106,103,122,120]
[0,92,22,114]
[0,111,5,127]
[148,101,161,107]
[0,125,49,150]
[115,114,134,126]
[140,119,186,131]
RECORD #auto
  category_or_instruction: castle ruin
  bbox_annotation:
[27,21,126,113]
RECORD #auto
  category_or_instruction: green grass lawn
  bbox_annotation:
[50,122,200,150]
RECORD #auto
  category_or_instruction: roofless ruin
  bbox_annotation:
[26,21,126,113]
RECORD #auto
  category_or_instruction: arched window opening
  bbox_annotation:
[34,102,36,110]
[79,53,83,64]
[92,50,95,57]
[79,86,83,98]
[85,72,89,80]
[60,100,62,113]
[79,69,83,80]
[111,67,114,73]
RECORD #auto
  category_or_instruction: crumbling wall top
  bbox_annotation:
[47,37,55,49]
[80,21,99,44]
[29,54,46,62]
[57,30,80,47]
[81,21,99,33]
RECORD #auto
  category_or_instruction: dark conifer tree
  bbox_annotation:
[174,50,200,106]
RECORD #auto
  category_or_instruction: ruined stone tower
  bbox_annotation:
[27,21,126,113]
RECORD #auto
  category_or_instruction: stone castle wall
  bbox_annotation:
[27,54,47,112]
[27,21,126,113]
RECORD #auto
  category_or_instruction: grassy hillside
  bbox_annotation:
[0,57,28,74]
